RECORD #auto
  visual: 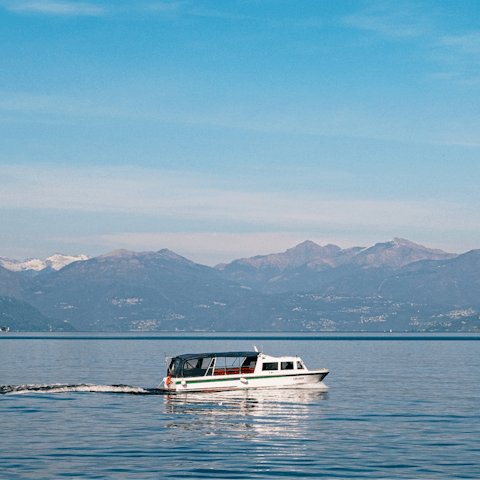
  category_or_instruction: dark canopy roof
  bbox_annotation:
[174,351,259,360]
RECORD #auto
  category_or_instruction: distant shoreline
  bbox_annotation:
[1,333,479,341]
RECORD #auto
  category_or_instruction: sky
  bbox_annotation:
[1,0,480,265]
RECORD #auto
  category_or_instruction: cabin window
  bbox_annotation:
[241,356,257,373]
[281,361,294,370]
[297,361,304,369]
[200,357,212,369]
[169,358,182,377]
[262,362,279,371]
[242,356,257,369]
[181,357,212,377]
[213,356,243,375]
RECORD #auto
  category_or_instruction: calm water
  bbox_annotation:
[1,335,479,479]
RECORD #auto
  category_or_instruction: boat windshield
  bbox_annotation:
[168,357,182,377]
[242,356,257,369]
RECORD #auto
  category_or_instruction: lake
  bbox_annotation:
[1,333,479,479]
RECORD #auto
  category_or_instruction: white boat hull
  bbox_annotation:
[162,369,328,393]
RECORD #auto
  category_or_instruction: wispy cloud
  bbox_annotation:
[0,91,409,141]
[4,0,105,16]
[1,165,478,263]
[147,2,322,28]
[186,6,252,20]
[143,2,183,13]
[2,165,479,233]
[432,32,480,84]
[3,1,198,17]
[343,2,480,87]
[2,88,480,147]
[0,93,114,117]
[343,1,428,39]
[438,32,480,54]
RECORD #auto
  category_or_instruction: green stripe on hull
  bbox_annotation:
[175,373,319,386]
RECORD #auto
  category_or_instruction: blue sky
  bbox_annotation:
[1,0,479,265]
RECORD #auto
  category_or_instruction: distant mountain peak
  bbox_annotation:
[100,249,136,258]
[156,249,195,264]
[45,253,90,270]
[292,240,322,250]
[220,240,345,272]
[350,238,456,268]
[157,248,182,257]
[390,237,416,247]
[97,248,195,266]
[388,238,453,255]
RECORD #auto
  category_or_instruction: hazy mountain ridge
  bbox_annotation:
[17,249,250,332]
[215,238,457,293]
[0,265,24,298]
[1,238,479,332]
[314,248,480,306]
[217,241,344,270]
[378,249,480,306]
[0,296,76,332]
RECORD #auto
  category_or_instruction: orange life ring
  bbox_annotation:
[166,375,171,386]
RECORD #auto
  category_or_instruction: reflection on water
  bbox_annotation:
[164,387,328,439]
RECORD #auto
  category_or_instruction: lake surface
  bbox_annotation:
[1,334,479,479]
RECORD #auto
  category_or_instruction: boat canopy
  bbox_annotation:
[173,351,259,360]
[168,351,259,378]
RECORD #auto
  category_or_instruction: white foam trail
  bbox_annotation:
[0,383,152,395]
[0,382,327,395]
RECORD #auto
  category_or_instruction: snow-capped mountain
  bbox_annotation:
[0,254,89,273]
[0,257,45,272]
[44,253,90,271]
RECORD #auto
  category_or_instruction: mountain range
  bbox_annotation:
[1,238,479,332]
[0,253,89,275]
[214,238,457,293]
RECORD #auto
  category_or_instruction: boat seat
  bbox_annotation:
[241,367,255,374]
[213,367,255,375]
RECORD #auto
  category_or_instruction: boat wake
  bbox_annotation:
[1,383,328,396]
[0,383,167,395]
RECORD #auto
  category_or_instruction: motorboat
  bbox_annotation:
[160,349,328,392]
